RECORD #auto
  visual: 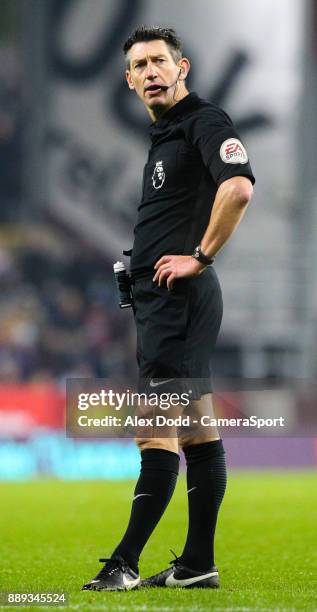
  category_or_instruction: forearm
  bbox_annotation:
[200,177,253,258]
[153,177,253,289]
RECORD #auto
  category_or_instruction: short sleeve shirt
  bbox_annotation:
[130,92,255,275]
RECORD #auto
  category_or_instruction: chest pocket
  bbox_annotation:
[177,141,202,187]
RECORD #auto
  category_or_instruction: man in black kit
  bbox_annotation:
[82,26,255,591]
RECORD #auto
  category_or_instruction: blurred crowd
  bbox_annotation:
[0,238,136,385]
[0,38,138,386]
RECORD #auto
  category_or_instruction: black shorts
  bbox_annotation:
[132,267,223,397]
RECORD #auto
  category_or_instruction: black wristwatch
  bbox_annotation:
[192,245,215,266]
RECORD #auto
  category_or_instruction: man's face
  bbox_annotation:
[126,39,186,113]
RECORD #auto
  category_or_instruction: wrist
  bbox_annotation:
[191,245,215,266]
[191,257,206,273]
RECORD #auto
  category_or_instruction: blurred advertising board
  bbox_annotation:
[0,382,315,480]
[0,383,139,480]
[0,384,64,437]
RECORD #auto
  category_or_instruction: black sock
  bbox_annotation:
[179,440,227,572]
[112,448,179,573]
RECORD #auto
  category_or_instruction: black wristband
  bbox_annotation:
[192,245,215,266]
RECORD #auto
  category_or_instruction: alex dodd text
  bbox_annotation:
[77,415,285,429]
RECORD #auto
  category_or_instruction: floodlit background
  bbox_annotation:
[0,0,316,478]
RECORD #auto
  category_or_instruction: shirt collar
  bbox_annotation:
[150,92,200,129]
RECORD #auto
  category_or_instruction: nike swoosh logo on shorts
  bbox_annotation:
[187,487,197,494]
[149,378,174,387]
[165,570,218,587]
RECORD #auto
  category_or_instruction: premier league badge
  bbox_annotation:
[152,160,165,189]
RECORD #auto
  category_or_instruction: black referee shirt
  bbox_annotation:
[130,92,255,275]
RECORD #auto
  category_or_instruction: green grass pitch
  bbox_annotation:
[0,472,316,611]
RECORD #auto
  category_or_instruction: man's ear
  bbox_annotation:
[178,57,191,81]
[126,70,135,90]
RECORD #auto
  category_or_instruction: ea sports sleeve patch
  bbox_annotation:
[220,138,249,165]
[189,107,255,186]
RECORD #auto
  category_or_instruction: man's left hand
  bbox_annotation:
[153,255,205,290]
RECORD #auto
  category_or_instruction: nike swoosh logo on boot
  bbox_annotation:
[165,570,218,587]
[122,575,140,589]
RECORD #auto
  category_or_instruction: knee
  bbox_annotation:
[179,434,220,449]
[135,437,179,454]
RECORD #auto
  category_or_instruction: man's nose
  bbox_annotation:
[145,61,157,79]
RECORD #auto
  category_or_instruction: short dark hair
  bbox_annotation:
[123,26,183,67]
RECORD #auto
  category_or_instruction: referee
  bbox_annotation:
[82,26,255,591]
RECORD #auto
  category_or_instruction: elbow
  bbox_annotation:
[219,177,254,208]
[231,181,253,208]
